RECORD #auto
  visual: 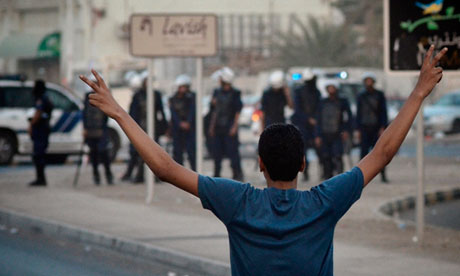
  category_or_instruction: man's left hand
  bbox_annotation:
[180,121,191,130]
[229,124,238,136]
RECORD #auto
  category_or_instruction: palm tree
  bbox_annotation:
[332,0,384,67]
[273,16,364,69]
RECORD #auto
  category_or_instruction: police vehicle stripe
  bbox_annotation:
[58,111,77,133]
[52,113,70,132]
[62,112,82,133]
[51,111,82,133]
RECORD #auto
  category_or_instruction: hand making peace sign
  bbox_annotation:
[415,45,448,99]
[79,70,123,120]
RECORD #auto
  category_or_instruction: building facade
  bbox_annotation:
[0,0,336,90]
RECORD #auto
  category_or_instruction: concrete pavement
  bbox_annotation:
[1,153,460,275]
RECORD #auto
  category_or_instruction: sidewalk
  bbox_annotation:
[1,155,460,275]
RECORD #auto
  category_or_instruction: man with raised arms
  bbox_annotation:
[80,45,446,276]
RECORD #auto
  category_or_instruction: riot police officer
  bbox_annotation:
[208,67,244,181]
[123,77,167,183]
[291,68,322,181]
[357,72,389,183]
[28,80,53,186]
[83,75,113,185]
[121,75,141,182]
[169,74,196,170]
[315,80,352,180]
[260,70,293,130]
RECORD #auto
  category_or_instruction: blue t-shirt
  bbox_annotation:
[198,167,363,276]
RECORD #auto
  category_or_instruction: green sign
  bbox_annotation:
[37,32,60,58]
[387,0,460,71]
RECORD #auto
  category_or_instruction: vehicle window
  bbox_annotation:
[435,94,454,106]
[452,95,460,106]
[0,86,34,108]
[242,95,259,105]
[46,89,79,111]
[340,84,363,105]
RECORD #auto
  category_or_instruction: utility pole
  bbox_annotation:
[268,0,274,56]
[60,0,74,86]
[145,59,155,204]
[196,58,204,174]
[415,94,425,244]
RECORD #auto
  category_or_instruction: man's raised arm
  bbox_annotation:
[80,70,199,196]
[358,45,447,187]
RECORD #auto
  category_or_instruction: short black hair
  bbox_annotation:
[33,79,46,99]
[258,124,305,181]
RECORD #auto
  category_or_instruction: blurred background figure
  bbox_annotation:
[121,75,142,183]
[28,80,53,186]
[356,72,389,183]
[260,70,293,130]
[83,74,113,185]
[169,74,196,170]
[291,68,322,181]
[208,67,244,181]
[203,69,226,160]
[315,80,352,180]
[121,76,167,183]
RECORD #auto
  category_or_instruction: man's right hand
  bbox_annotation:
[208,127,215,138]
[180,121,191,130]
[355,130,361,143]
[315,137,322,148]
[229,124,238,136]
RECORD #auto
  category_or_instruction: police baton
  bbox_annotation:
[73,140,86,187]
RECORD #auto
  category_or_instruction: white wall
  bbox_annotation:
[0,0,336,86]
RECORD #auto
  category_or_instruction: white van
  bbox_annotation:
[0,80,128,165]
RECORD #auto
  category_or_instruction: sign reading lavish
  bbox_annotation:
[129,14,217,57]
[385,0,460,72]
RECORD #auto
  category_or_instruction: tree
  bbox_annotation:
[273,16,367,69]
[332,0,384,67]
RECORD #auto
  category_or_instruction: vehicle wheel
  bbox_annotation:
[46,154,68,164]
[107,128,120,162]
[0,131,16,165]
[452,119,460,133]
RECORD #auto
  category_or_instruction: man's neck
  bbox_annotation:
[222,86,232,92]
[266,178,298,190]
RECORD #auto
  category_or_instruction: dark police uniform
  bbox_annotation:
[123,88,167,183]
[30,92,53,186]
[291,81,322,180]
[169,91,196,170]
[316,97,352,180]
[261,87,288,127]
[356,88,388,181]
[83,92,113,185]
[210,87,243,180]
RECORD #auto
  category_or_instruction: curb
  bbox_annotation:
[379,187,460,217]
[0,208,230,276]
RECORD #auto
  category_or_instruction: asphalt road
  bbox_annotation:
[399,200,460,231]
[0,226,193,276]
[397,141,460,159]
